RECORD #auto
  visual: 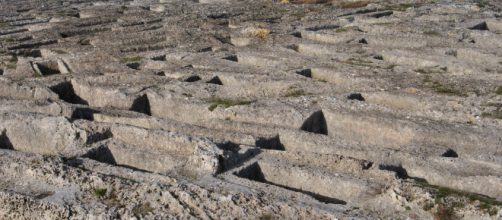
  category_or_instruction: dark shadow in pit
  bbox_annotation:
[222,55,238,62]
[207,76,223,85]
[300,111,328,135]
[81,146,117,165]
[126,63,141,70]
[71,107,99,121]
[130,94,151,116]
[255,135,285,151]
[50,81,89,105]
[296,69,312,78]
[216,141,262,173]
[235,162,347,205]
[185,75,201,82]
[151,55,166,61]
[85,129,113,145]
[72,149,153,174]
[379,164,409,179]
[0,130,14,150]
[36,62,60,76]
[441,149,458,158]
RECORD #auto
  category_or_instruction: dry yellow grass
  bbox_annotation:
[254,28,272,39]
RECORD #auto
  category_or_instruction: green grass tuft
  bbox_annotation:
[481,111,502,119]
[495,86,502,95]
[0,36,15,42]
[384,3,416,11]
[94,188,107,198]
[283,88,306,97]
[336,27,350,33]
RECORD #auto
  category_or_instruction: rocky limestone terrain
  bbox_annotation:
[0,0,502,219]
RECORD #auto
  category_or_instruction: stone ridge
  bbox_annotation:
[0,0,501,219]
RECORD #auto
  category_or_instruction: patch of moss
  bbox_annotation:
[422,79,467,97]
[384,3,416,11]
[432,83,466,97]
[495,86,502,95]
[283,88,306,97]
[94,188,107,198]
[6,62,17,70]
[9,55,18,63]
[481,111,502,119]
[291,11,306,19]
[336,27,350,33]
[208,98,252,111]
[415,180,502,215]
[0,36,15,42]
[121,56,143,63]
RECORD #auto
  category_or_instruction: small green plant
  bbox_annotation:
[495,86,502,95]
[405,206,411,211]
[432,83,466,97]
[283,88,306,97]
[0,36,15,42]
[336,27,350,33]
[416,179,502,217]
[132,202,154,216]
[207,98,252,111]
[121,56,143,63]
[344,57,373,67]
[6,63,16,69]
[94,188,107,198]
[384,3,416,11]
[9,55,18,63]
[291,11,306,19]
[481,111,502,119]
[422,77,467,97]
